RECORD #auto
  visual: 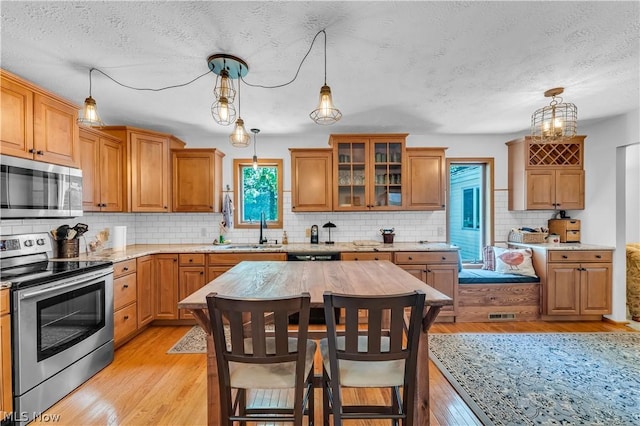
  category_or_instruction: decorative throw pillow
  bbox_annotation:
[481,246,495,271]
[493,247,537,277]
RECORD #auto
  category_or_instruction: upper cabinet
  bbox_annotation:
[507,135,585,211]
[1,69,80,167]
[329,134,408,211]
[404,147,447,210]
[290,148,333,212]
[101,126,185,212]
[172,148,225,212]
[79,126,124,212]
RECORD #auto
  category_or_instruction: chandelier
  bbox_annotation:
[531,87,577,142]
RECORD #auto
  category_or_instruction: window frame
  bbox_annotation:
[233,158,283,229]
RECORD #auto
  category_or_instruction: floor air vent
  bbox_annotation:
[488,313,516,320]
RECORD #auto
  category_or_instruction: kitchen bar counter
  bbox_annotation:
[69,241,458,263]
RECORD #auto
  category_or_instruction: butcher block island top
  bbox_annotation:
[178,260,452,425]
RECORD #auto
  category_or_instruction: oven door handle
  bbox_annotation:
[19,270,111,300]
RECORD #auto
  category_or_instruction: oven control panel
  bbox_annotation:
[0,233,53,258]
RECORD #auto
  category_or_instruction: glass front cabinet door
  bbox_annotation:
[330,134,407,211]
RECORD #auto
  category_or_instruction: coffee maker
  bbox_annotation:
[310,225,319,244]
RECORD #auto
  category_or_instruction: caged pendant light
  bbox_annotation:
[208,54,247,126]
[77,68,104,126]
[229,66,250,148]
[531,87,577,142]
[309,30,342,125]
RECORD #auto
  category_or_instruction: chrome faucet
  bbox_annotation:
[259,212,268,244]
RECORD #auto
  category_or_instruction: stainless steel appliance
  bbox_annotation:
[0,233,113,425]
[0,155,83,218]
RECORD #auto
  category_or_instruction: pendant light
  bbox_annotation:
[77,68,104,126]
[229,66,250,147]
[251,128,260,170]
[310,30,342,125]
[531,87,577,142]
[208,54,247,126]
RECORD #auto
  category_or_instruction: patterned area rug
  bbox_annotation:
[429,333,640,426]
[167,326,207,353]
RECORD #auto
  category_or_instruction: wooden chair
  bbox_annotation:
[206,292,315,425]
[320,290,426,426]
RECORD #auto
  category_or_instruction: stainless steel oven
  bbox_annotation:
[0,233,113,425]
[0,154,83,218]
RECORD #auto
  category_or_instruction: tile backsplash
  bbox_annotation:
[0,190,555,252]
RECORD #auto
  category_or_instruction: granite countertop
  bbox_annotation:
[508,242,615,251]
[70,241,458,263]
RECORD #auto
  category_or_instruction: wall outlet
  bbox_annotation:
[305,228,311,237]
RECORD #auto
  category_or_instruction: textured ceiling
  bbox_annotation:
[1,1,639,145]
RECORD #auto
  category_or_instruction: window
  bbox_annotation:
[233,159,283,229]
[462,187,480,229]
[447,159,494,263]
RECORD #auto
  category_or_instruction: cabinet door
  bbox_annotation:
[137,255,154,327]
[0,75,33,158]
[207,266,232,282]
[546,263,581,314]
[334,139,369,210]
[130,132,169,212]
[526,170,556,209]
[33,93,80,167]
[555,169,584,210]
[172,149,219,212]
[290,149,332,212]
[396,264,427,282]
[154,254,179,319]
[404,148,446,210]
[580,263,612,315]
[99,136,124,211]
[0,313,11,415]
[426,264,457,314]
[370,140,403,209]
[79,128,101,212]
[178,267,207,319]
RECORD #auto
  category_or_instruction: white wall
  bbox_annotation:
[626,144,640,242]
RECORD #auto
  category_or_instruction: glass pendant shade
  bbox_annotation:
[310,84,342,125]
[211,96,236,126]
[77,96,104,126]
[531,88,577,142]
[252,154,258,170]
[230,118,250,147]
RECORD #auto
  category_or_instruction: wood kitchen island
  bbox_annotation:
[178,260,452,425]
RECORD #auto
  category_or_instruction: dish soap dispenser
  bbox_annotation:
[282,231,288,245]
[310,225,319,244]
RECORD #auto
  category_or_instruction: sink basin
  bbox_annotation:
[215,244,282,250]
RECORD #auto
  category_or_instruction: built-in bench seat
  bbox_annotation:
[457,269,540,322]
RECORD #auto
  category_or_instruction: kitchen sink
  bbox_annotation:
[215,244,283,250]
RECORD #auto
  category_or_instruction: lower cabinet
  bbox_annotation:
[154,254,179,320]
[1,288,12,420]
[394,251,458,319]
[178,254,207,319]
[340,252,393,261]
[113,259,138,347]
[529,248,612,319]
[137,255,154,328]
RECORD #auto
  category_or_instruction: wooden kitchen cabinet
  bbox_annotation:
[79,126,124,212]
[100,126,185,212]
[529,248,612,320]
[172,149,225,212]
[178,254,207,319]
[0,288,12,419]
[113,259,138,348]
[404,147,447,210]
[136,255,154,328]
[394,251,458,319]
[1,68,80,167]
[290,148,333,212]
[340,252,393,261]
[329,134,407,211]
[154,254,180,320]
[507,135,585,210]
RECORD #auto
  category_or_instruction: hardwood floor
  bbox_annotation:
[30,320,634,426]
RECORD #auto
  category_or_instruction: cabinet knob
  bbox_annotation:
[164,206,168,209]
[354,258,359,261]
[29,148,36,154]
[36,150,44,155]
[189,258,193,262]
[200,271,204,275]
[124,315,129,320]
[427,269,432,273]
[123,284,129,289]
[562,255,568,259]
[441,256,446,260]
[595,255,602,259]
[374,257,379,260]
[408,256,413,260]
[123,267,129,271]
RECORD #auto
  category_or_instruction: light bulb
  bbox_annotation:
[218,97,229,122]
[77,96,103,126]
[310,85,342,125]
[252,155,258,170]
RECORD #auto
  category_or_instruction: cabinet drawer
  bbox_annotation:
[113,259,137,278]
[179,253,205,266]
[114,274,137,310]
[564,230,580,242]
[0,289,9,315]
[341,252,393,261]
[548,250,612,263]
[207,253,287,265]
[394,251,458,264]
[564,220,581,230]
[114,303,137,345]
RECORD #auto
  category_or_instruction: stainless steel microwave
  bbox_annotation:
[0,155,83,218]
